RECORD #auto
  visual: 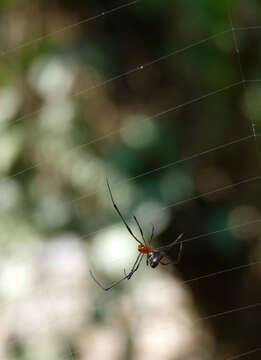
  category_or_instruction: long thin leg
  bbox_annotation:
[125,253,144,280]
[146,224,155,264]
[90,253,142,291]
[124,253,141,277]
[155,233,183,251]
[89,269,131,291]
[132,253,144,274]
[106,178,142,245]
[133,215,146,244]
[160,242,183,266]
[150,224,155,243]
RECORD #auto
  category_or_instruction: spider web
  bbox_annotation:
[1,0,261,359]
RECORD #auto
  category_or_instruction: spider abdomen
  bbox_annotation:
[148,250,164,268]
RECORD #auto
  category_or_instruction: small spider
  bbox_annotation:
[89,178,183,291]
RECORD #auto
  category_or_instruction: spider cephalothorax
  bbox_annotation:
[90,179,183,290]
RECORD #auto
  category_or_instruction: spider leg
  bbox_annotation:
[160,242,183,266]
[133,215,146,244]
[150,224,155,244]
[146,224,155,246]
[89,269,131,291]
[155,233,183,251]
[106,178,142,245]
[124,253,144,280]
[90,253,143,291]
[124,253,141,276]
[133,253,144,272]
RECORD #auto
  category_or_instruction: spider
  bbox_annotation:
[89,178,183,291]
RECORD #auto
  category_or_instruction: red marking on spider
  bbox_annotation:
[89,178,183,291]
